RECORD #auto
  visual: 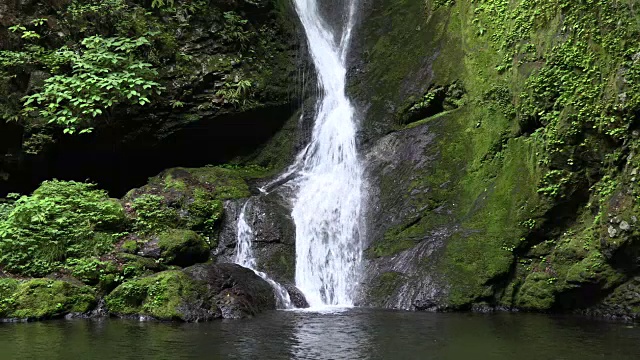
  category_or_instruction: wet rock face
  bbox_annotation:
[357,122,452,310]
[284,284,310,309]
[216,189,297,283]
[184,263,277,319]
[317,0,353,42]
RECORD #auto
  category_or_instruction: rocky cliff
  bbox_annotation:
[0,0,314,196]
[351,0,640,318]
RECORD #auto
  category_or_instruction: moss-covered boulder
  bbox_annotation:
[586,276,640,320]
[105,270,209,321]
[0,279,96,320]
[105,263,276,321]
[140,229,210,267]
[115,253,169,275]
[123,166,271,241]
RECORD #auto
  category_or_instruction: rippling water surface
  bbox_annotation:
[1,309,639,359]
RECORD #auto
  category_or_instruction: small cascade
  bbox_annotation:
[235,201,294,309]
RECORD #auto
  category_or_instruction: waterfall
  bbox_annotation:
[290,0,364,307]
[235,201,294,309]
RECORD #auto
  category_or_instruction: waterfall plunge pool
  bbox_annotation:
[1,309,639,359]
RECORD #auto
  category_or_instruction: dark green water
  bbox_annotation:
[1,309,639,359]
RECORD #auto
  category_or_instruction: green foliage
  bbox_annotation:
[537,170,574,198]
[432,0,455,10]
[215,78,253,107]
[8,18,48,41]
[470,0,640,160]
[151,0,175,9]
[0,194,19,222]
[65,257,119,287]
[66,0,128,21]
[187,188,223,235]
[21,36,163,134]
[409,91,438,113]
[121,239,139,254]
[221,12,252,49]
[131,194,179,234]
[0,180,125,276]
[0,278,19,315]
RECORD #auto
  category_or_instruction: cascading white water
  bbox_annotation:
[291,0,364,307]
[235,201,294,309]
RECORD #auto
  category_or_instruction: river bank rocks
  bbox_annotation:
[106,263,276,321]
[0,166,303,322]
[0,279,96,322]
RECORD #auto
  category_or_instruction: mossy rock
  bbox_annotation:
[105,270,208,321]
[105,263,276,321]
[515,272,557,311]
[0,278,19,312]
[123,166,270,237]
[589,276,640,318]
[0,180,128,277]
[115,253,169,277]
[156,229,210,267]
[0,279,96,320]
[120,239,139,254]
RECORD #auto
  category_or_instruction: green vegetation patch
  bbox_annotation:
[356,0,640,310]
[125,166,269,239]
[0,180,126,277]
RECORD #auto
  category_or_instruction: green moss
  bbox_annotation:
[186,166,268,200]
[121,240,139,254]
[349,0,454,138]
[354,0,640,310]
[164,174,188,192]
[0,278,19,317]
[1,279,96,319]
[105,270,203,320]
[66,257,119,287]
[516,272,557,311]
[186,188,223,237]
[116,253,168,277]
[131,194,181,234]
[369,227,420,258]
[157,229,210,267]
[239,108,301,171]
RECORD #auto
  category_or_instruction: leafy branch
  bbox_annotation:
[20,35,164,134]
